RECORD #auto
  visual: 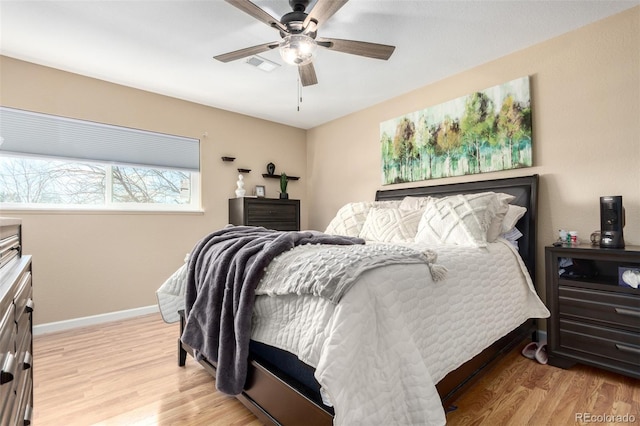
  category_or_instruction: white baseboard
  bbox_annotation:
[33,305,160,336]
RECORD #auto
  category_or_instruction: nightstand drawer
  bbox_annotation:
[559,319,640,370]
[559,286,640,331]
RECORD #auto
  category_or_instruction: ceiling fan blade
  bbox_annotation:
[303,0,349,30]
[299,63,318,87]
[225,0,287,33]
[317,37,395,60]
[214,41,280,62]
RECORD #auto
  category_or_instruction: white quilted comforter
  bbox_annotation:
[251,239,549,425]
[157,239,549,425]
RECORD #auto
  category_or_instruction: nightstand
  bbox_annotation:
[229,198,300,231]
[545,244,640,378]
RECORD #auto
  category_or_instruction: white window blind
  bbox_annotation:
[0,107,200,171]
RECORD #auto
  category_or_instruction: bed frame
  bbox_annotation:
[178,174,539,425]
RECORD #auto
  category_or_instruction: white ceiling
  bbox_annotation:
[1,1,637,129]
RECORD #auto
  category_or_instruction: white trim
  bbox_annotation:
[33,305,159,336]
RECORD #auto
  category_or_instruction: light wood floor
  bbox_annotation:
[34,313,639,425]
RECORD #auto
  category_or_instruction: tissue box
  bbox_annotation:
[618,266,640,289]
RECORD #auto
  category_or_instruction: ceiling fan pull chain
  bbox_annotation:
[297,77,302,111]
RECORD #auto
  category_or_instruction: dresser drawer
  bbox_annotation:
[16,379,32,426]
[247,202,297,223]
[0,306,16,423]
[0,386,16,426]
[16,322,32,372]
[559,319,640,371]
[559,285,640,331]
[14,271,32,325]
[0,224,20,243]
[0,305,16,385]
[10,357,32,426]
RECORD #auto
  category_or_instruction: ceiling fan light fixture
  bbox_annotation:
[279,34,317,66]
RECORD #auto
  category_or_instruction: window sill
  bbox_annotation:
[0,205,205,215]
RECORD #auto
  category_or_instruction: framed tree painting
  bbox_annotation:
[380,76,532,184]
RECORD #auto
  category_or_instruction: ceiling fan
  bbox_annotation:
[214,0,396,86]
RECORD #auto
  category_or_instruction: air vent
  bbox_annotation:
[245,55,280,72]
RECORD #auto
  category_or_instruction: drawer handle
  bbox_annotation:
[1,352,16,385]
[615,344,640,356]
[24,403,33,426]
[614,307,640,318]
[25,298,34,313]
[23,350,32,370]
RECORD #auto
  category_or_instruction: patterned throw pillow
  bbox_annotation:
[359,208,423,243]
[324,201,400,237]
[415,192,500,247]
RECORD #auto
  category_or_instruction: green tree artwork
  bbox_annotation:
[380,76,532,184]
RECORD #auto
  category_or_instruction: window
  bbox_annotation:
[0,107,200,211]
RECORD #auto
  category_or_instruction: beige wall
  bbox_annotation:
[0,56,307,325]
[1,7,638,326]
[307,7,640,295]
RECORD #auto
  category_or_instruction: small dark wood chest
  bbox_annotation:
[229,198,300,231]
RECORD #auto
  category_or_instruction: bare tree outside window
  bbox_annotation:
[112,166,190,204]
[0,156,193,208]
[0,156,104,204]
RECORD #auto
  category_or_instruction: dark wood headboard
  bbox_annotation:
[375,174,539,282]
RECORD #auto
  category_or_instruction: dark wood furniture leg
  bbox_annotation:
[178,310,187,367]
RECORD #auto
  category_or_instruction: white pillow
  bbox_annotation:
[399,196,432,211]
[324,201,400,237]
[359,208,423,243]
[501,227,524,250]
[486,193,516,242]
[502,205,527,233]
[415,192,500,247]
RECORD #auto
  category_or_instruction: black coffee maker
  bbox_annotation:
[600,196,625,249]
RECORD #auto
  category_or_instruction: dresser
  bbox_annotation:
[545,244,639,378]
[0,218,33,425]
[229,198,300,231]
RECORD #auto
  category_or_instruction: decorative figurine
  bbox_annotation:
[235,174,246,198]
[266,162,276,175]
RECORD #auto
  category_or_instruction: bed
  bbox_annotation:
[158,174,549,425]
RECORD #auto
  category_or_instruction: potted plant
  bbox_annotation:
[279,173,289,199]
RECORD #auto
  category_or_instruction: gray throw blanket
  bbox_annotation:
[180,225,364,395]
